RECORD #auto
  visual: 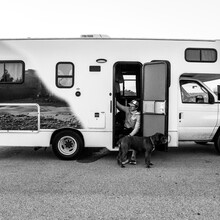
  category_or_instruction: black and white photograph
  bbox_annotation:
[0,0,220,219]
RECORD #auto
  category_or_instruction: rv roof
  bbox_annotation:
[80,34,110,38]
[0,37,218,42]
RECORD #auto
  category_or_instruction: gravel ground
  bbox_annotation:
[0,142,220,220]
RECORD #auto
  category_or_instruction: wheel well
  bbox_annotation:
[50,128,85,147]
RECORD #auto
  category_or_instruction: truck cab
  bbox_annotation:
[179,75,220,153]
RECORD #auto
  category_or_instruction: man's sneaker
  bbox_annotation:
[129,159,137,165]
[121,159,129,165]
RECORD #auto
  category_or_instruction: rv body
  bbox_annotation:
[0,37,220,159]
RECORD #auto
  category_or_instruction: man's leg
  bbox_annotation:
[130,150,137,165]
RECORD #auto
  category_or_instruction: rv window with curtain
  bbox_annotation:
[185,48,217,62]
[56,62,74,88]
[0,61,24,83]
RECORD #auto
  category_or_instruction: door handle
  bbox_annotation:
[110,101,112,113]
[179,112,183,121]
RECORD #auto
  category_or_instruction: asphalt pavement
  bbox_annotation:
[0,142,220,220]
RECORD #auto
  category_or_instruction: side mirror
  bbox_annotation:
[196,95,204,103]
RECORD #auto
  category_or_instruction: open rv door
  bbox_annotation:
[142,61,170,151]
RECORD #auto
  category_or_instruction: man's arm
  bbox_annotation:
[129,114,141,136]
[116,101,127,112]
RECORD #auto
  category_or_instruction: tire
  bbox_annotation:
[52,130,84,160]
[214,134,220,155]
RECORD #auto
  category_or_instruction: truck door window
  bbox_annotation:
[180,81,209,103]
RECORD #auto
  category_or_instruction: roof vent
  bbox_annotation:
[80,34,110,38]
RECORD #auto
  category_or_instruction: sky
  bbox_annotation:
[0,0,220,40]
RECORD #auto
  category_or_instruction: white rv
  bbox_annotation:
[0,36,220,159]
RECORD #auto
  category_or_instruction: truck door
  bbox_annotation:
[179,77,218,141]
[142,61,170,150]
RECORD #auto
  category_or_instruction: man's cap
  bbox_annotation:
[129,100,139,107]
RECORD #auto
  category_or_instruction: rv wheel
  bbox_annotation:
[52,131,83,160]
[214,134,220,155]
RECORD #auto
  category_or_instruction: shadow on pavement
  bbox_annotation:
[76,148,110,163]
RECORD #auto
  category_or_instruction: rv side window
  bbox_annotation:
[185,48,217,62]
[180,81,209,103]
[0,61,24,83]
[56,62,74,88]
